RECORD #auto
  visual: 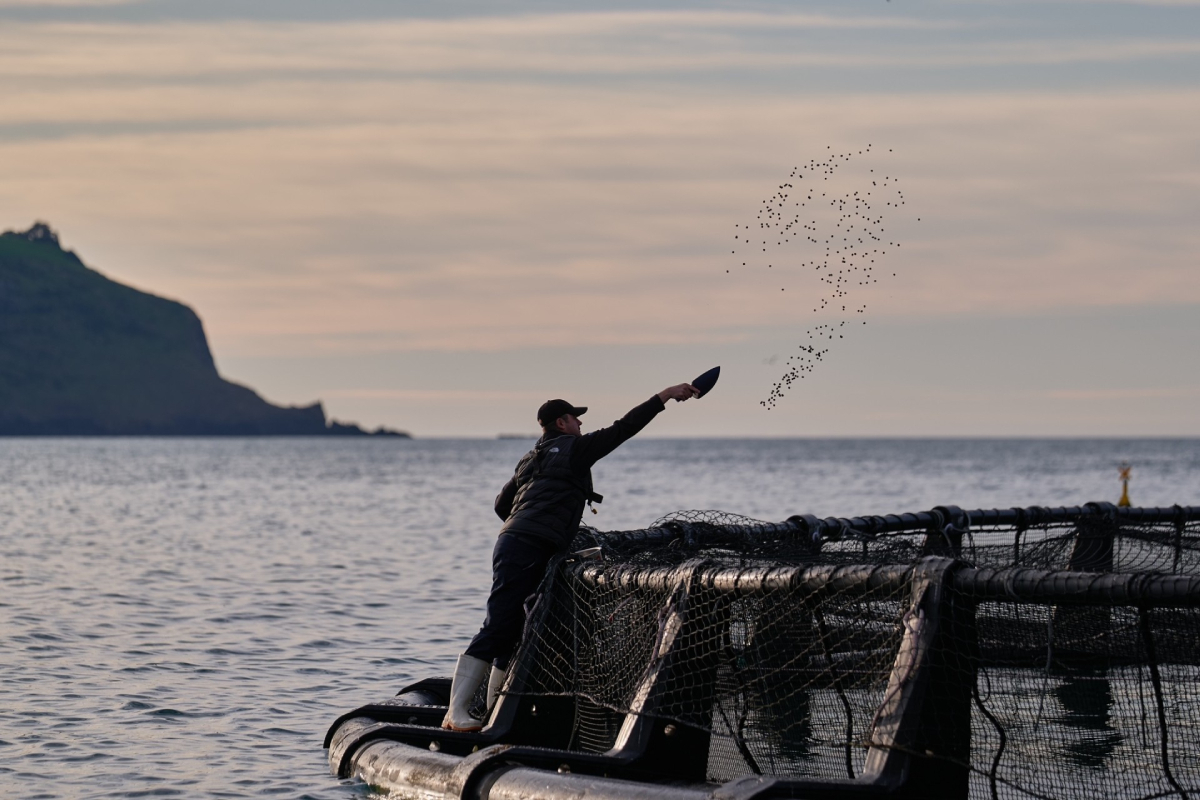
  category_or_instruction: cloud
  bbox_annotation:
[995,0,1200,5]
[1,81,1196,357]
[0,14,1196,85]
[321,388,547,400]
[1047,388,1200,400]
[0,0,146,5]
[0,15,938,81]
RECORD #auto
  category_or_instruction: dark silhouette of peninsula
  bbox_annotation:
[0,222,409,437]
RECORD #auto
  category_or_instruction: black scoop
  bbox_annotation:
[691,366,721,398]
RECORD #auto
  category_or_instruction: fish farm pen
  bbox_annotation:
[326,503,1200,800]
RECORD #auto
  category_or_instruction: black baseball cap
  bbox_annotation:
[537,399,587,426]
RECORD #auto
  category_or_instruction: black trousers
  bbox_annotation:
[464,533,557,670]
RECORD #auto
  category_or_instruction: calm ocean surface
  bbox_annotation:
[2,437,1198,799]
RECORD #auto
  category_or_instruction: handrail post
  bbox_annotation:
[922,506,965,558]
[1052,504,1117,671]
[863,557,974,798]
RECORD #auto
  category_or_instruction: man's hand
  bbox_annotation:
[658,383,701,403]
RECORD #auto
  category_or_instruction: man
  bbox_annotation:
[441,382,700,731]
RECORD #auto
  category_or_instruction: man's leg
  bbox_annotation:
[442,653,490,731]
[486,663,507,714]
[442,534,556,731]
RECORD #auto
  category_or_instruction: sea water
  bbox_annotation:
[1,437,1197,799]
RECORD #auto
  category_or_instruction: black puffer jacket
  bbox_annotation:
[495,395,665,549]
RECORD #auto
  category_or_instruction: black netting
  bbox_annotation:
[517,554,905,780]
[954,567,1200,800]
[503,506,1200,797]
[966,604,1200,799]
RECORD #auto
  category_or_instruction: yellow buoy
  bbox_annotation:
[1118,463,1131,507]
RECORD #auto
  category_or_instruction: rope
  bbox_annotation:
[1139,606,1190,800]
[814,606,856,779]
[972,669,1007,800]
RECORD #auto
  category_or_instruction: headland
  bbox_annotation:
[0,222,408,436]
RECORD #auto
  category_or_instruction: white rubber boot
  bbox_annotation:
[486,665,508,714]
[441,654,489,731]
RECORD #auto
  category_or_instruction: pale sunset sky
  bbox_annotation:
[2,0,1197,436]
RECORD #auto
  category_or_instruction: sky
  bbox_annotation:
[1,0,1197,436]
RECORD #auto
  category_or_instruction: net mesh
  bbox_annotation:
[505,507,1200,798]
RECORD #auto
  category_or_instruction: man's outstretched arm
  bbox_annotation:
[573,383,699,467]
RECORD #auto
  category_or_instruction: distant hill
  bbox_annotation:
[0,222,408,436]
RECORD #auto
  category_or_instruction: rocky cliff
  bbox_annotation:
[0,223,407,436]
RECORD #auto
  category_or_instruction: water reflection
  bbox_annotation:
[1054,670,1123,769]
